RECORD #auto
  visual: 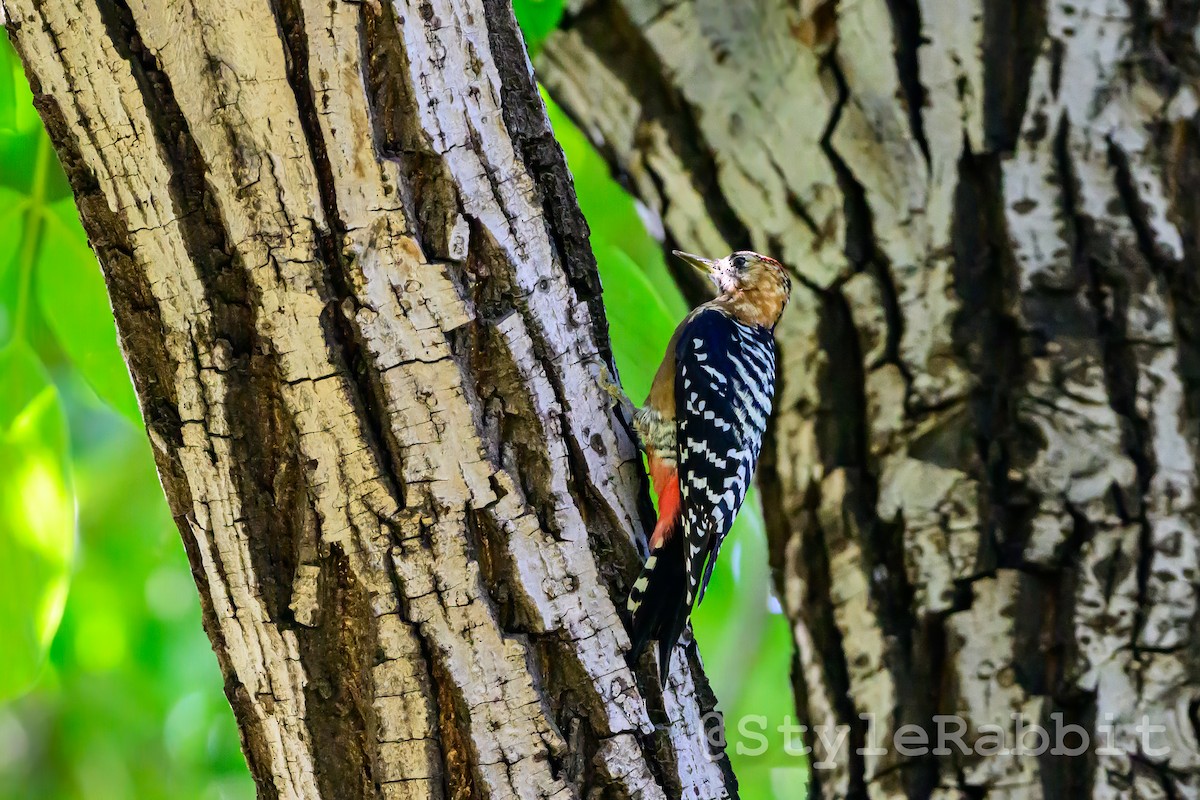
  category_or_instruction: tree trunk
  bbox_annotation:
[3,0,737,797]
[541,0,1200,797]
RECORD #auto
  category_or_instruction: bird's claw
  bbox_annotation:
[598,363,625,404]
[593,359,646,453]
[596,361,637,419]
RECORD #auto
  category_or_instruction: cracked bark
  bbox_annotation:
[540,0,1200,797]
[3,0,738,798]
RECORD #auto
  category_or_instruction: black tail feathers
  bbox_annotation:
[626,532,691,683]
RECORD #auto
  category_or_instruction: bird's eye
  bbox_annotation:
[733,256,747,270]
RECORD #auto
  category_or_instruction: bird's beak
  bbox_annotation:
[672,250,717,278]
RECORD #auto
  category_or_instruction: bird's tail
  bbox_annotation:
[627,527,690,683]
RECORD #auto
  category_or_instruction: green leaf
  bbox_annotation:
[0,56,71,202]
[0,186,28,343]
[5,37,41,138]
[0,38,52,196]
[512,0,564,55]
[37,198,141,424]
[0,127,40,196]
[0,342,75,701]
[0,338,50,428]
[0,37,16,133]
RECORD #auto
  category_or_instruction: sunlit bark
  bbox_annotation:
[3,0,737,797]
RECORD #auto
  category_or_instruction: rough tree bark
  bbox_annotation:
[542,0,1200,798]
[3,0,738,798]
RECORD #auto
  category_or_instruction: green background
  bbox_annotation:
[0,5,804,797]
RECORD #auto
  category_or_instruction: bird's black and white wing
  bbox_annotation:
[674,308,776,608]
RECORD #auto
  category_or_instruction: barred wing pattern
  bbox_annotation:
[674,308,776,608]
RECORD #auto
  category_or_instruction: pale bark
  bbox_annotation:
[3,0,737,797]
[541,0,1200,797]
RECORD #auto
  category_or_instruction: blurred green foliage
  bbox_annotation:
[0,6,803,797]
[0,37,252,800]
[512,0,564,54]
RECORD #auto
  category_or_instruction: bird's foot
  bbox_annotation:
[596,361,640,437]
[598,362,628,405]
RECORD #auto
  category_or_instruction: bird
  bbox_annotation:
[624,249,791,683]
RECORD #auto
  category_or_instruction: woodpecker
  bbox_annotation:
[626,249,791,682]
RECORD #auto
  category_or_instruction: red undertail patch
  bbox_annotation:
[648,453,680,550]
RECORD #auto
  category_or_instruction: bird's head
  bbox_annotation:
[673,249,792,328]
